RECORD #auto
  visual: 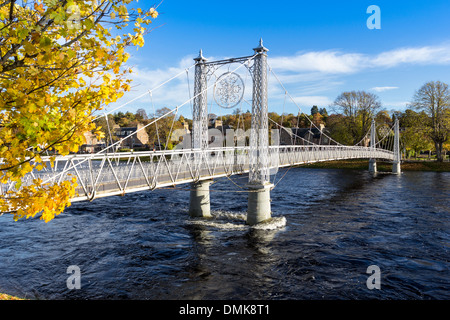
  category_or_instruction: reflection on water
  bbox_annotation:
[0,168,449,300]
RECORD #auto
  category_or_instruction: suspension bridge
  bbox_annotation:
[1,40,402,225]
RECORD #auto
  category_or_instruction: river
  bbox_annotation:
[0,167,449,300]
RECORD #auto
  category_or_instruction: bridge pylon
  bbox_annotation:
[392,118,401,174]
[246,39,273,226]
[189,49,211,218]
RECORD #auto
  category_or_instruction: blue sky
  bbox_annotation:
[107,0,450,118]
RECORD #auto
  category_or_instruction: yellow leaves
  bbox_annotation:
[118,5,128,18]
[133,33,144,47]
[103,73,111,83]
[20,162,33,175]
[149,8,158,19]
[34,2,44,13]
[5,180,77,223]
[28,66,39,76]
[1,0,160,223]
[30,31,41,44]
[95,48,105,60]
[39,36,52,49]
[121,83,131,91]
[95,129,105,140]
[23,41,37,55]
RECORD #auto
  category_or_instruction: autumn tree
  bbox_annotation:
[332,90,381,144]
[312,112,324,127]
[0,0,159,222]
[146,107,183,149]
[375,110,392,126]
[94,113,118,146]
[398,109,432,159]
[411,81,450,162]
[135,108,148,121]
[326,113,354,145]
[319,107,328,123]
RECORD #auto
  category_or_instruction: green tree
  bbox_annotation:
[326,114,353,145]
[311,105,319,116]
[399,109,432,159]
[332,90,381,144]
[411,81,450,162]
[319,107,328,117]
[319,107,328,123]
[146,107,182,148]
[375,110,392,126]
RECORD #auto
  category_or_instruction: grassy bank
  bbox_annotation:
[0,293,24,300]
[300,159,450,172]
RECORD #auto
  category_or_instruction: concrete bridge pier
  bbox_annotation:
[392,161,401,174]
[369,158,377,173]
[247,183,273,226]
[189,180,213,218]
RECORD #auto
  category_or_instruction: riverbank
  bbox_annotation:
[300,159,450,172]
[0,293,24,300]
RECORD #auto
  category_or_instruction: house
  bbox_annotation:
[114,123,149,149]
[81,131,105,153]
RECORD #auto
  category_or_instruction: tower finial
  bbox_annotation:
[194,49,207,62]
[253,38,268,53]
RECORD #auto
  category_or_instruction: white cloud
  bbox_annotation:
[383,101,411,109]
[268,43,450,76]
[269,51,365,74]
[371,45,450,68]
[103,42,450,116]
[291,95,333,107]
[102,55,196,115]
[371,86,399,92]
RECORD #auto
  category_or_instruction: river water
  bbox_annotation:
[0,167,449,300]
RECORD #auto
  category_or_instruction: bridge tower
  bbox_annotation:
[189,49,213,218]
[246,39,273,226]
[369,119,377,173]
[392,118,401,174]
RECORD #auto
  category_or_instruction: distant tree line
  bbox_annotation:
[95,81,450,161]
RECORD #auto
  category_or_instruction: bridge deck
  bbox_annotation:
[2,146,393,202]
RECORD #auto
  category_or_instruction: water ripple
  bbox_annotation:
[0,168,449,299]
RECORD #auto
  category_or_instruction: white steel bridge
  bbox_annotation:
[19,144,394,203]
[0,40,401,225]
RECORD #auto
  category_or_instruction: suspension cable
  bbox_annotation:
[41,54,258,185]
[267,64,343,146]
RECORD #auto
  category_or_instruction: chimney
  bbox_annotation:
[319,123,325,132]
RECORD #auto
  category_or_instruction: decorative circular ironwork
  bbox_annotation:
[378,125,391,137]
[213,72,245,109]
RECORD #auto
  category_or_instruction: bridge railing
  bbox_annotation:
[1,145,394,200]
